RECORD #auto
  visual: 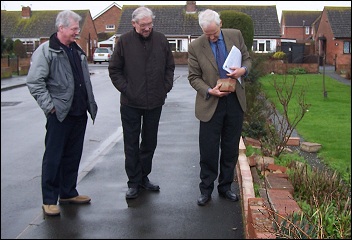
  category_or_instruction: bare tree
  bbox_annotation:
[260,75,311,157]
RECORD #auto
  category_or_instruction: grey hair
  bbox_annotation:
[132,6,155,23]
[55,10,82,29]
[198,9,221,29]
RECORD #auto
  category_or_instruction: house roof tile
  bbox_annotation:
[116,5,281,38]
[1,10,89,39]
[281,11,322,27]
[325,7,351,38]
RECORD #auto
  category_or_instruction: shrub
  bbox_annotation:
[287,67,307,75]
[272,51,286,60]
[288,163,351,239]
[242,52,271,140]
[220,10,254,51]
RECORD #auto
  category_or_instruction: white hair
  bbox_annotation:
[198,9,221,29]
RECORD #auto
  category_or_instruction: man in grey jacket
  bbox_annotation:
[27,10,98,216]
[109,6,175,200]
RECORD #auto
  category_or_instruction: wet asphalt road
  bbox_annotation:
[4,65,245,239]
[3,64,348,239]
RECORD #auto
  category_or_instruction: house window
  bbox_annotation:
[343,41,351,54]
[168,40,176,52]
[305,27,310,35]
[22,40,35,55]
[168,39,184,52]
[252,40,257,51]
[106,25,115,30]
[266,41,271,51]
[259,43,265,51]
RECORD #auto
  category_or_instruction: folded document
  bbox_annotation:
[223,45,242,84]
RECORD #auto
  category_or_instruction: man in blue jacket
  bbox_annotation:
[27,10,98,216]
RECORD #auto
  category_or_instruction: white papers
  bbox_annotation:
[223,45,242,83]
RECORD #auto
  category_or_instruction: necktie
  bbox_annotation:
[216,40,228,78]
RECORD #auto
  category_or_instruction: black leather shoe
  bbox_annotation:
[126,187,139,199]
[219,190,239,202]
[197,194,211,206]
[140,181,160,191]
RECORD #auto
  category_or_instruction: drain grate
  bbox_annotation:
[1,101,21,107]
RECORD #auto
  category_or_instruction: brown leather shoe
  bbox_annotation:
[59,195,91,204]
[42,204,60,216]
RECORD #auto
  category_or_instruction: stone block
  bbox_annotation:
[267,163,287,173]
[244,137,261,148]
[285,136,300,146]
[255,156,275,171]
[267,189,301,223]
[265,174,294,195]
[247,198,275,239]
[266,172,289,180]
[247,154,257,167]
[300,142,322,153]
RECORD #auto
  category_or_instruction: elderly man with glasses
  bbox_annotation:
[109,6,175,200]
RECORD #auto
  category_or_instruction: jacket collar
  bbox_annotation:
[48,33,85,56]
[133,28,154,41]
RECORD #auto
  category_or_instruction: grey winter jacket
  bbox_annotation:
[26,34,98,123]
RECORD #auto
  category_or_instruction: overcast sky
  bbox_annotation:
[1,1,351,21]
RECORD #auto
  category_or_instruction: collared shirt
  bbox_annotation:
[58,37,88,116]
[210,31,248,84]
[209,31,227,62]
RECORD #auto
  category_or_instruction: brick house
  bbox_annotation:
[314,6,351,74]
[1,6,99,61]
[92,2,122,42]
[280,10,322,44]
[279,11,321,63]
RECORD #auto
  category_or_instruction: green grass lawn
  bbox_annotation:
[259,74,351,182]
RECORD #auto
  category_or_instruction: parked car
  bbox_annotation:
[93,47,113,64]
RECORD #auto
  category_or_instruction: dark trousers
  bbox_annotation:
[120,105,162,188]
[199,92,243,196]
[42,113,87,205]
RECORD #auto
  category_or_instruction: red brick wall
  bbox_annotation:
[283,27,305,40]
[1,57,30,72]
[77,14,98,62]
[263,60,319,74]
[172,52,188,65]
[94,6,122,35]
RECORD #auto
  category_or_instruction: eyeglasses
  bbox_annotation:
[136,22,153,29]
[64,26,81,33]
[70,27,81,33]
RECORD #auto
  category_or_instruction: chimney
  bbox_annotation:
[22,6,31,18]
[186,1,196,13]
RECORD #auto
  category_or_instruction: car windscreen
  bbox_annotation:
[95,48,109,53]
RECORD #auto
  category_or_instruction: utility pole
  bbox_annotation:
[322,53,328,98]
[302,20,305,41]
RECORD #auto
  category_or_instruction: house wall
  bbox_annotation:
[282,27,305,41]
[94,6,122,35]
[78,16,99,62]
[172,52,188,65]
